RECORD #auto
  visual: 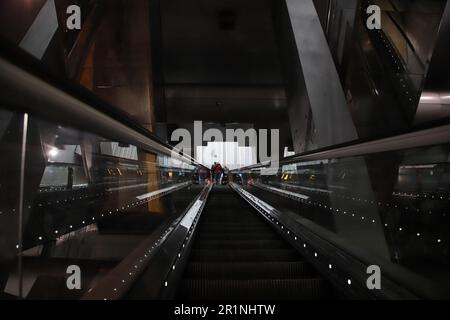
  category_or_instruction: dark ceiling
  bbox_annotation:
[155,0,288,124]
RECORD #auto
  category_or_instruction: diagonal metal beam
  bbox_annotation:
[282,0,359,151]
[19,0,58,60]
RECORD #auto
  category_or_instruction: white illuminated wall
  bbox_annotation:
[196,142,256,170]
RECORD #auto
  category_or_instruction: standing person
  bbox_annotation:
[214,162,224,184]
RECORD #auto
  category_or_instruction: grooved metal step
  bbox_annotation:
[190,248,300,262]
[196,232,279,241]
[194,239,288,250]
[184,261,312,279]
[178,279,330,300]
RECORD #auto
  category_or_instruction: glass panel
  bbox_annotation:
[0,109,199,299]
[235,142,450,294]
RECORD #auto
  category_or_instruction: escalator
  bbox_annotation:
[0,3,449,301]
[176,186,334,300]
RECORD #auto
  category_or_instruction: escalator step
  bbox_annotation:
[190,249,300,262]
[198,229,273,236]
[198,229,273,234]
[201,219,263,223]
[184,261,312,279]
[200,222,267,227]
[199,224,269,228]
[194,239,288,250]
[199,222,265,227]
[196,233,279,241]
[199,228,272,232]
[177,278,330,300]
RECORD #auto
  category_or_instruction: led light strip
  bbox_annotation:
[230,183,357,293]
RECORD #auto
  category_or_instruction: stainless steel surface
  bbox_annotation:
[415,1,450,124]
[287,123,450,163]
[235,122,450,170]
[416,90,450,123]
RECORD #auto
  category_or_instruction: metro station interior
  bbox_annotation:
[0,0,450,300]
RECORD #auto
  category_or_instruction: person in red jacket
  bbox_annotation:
[213,162,224,184]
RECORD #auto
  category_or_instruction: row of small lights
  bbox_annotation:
[39,186,72,193]
[38,181,190,208]
[162,202,205,290]
[393,192,450,201]
[364,0,419,105]
[328,193,449,226]
[38,185,92,193]
[271,182,447,220]
[271,181,447,216]
[104,226,174,300]
[14,183,192,250]
[255,184,445,246]
[276,181,444,214]
[15,195,155,249]
[233,185,355,288]
[37,191,112,207]
[258,183,385,226]
[268,181,448,217]
[374,29,402,72]
[103,185,210,300]
[1,191,113,217]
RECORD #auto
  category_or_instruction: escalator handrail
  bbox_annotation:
[233,120,450,172]
[0,43,200,166]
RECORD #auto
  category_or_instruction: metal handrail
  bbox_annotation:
[0,54,199,166]
[234,121,450,172]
